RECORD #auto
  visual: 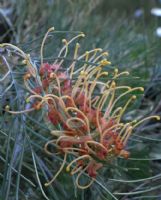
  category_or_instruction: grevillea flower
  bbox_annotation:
[2,27,160,189]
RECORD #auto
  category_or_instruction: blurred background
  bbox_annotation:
[1,0,161,76]
[1,1,161,199]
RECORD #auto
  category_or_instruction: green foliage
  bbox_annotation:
[0,0,161,200]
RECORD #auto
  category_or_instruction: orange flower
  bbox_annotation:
[4,28,159,189]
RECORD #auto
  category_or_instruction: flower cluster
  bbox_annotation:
[3,28,160,189]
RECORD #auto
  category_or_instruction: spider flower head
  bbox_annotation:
[40,59,159,189]
[2,28,160,189]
